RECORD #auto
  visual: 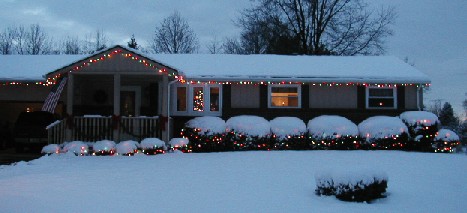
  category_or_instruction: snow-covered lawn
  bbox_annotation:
[0,151,466,212]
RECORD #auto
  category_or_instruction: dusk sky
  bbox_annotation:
[0,0,466,117]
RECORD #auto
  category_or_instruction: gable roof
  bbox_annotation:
[0,45,430,84]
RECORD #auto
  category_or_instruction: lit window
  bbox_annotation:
[192,87,204,112]
[366,87,397,109]
[173,84,222,116]
[268,85,301,108]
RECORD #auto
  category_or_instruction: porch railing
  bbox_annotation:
[47,116,161,144]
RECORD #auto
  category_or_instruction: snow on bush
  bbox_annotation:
[400,111,439,151]
[435,129,460,142]
[226,115,271,150]
[169,138,191,153]
[140,138,165,155]
[308,115,359,150]
[226,115,270,138]
[41,144,60,155]
[270,117,308,150]
[432,129,461,153]
[315,170,388,203]
[185,116,226,135]
[270,117,306,139]
[400,111,439,127]
[93,140,116,156]
[182,116,226,152]
[358,116,408,149]
[63,141,89,156]
[116,140,139,155]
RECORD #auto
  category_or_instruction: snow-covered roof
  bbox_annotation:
[150,54,430,84]
[0,46,431,84]
[0,55,86,81]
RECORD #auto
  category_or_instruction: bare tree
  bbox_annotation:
[62,36,81,54]
[151,11,199,53]
[95,29,107,51]
[0,27,16,54]
[206,36,222,54]
[222,37,244,54]
[81,29,108,54]
[26,24,50,55]
[238,0,395,55]
[14,25,27,54]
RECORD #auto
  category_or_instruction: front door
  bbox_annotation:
[120,86,141,117]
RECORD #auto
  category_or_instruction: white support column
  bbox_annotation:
[65,73,74,141]
[161,75,169,142]
[113,74,121,142]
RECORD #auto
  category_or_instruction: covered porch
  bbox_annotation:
[46,47,179,143]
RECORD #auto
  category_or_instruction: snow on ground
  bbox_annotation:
[0,151,465,213]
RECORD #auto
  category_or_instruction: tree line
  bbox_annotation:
[1,0,395,55]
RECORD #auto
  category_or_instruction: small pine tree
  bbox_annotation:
[127,34,138,50]
[439,102,459,129]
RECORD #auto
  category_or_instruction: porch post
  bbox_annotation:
[65,74,74,141]
[161,74,169,142]
[113,74,121,142]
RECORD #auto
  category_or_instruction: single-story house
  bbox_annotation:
[0,45,431,143]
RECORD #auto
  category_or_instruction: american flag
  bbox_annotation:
[42,77,68,113]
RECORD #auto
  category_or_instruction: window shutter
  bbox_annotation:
[302,84,309,109]
[357,86,366,109]
[397,86,405,110]
[260,85,267,109]
[222,84,231,110]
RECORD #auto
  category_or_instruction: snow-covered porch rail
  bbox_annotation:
[47,116,162,144]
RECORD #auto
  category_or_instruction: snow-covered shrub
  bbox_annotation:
[181,116,226,152]
[225,115,271,150]
[432,129,461,153]
[63,141,89,156]
[116,140,139,156]
[308,116,360,150]
[41,144,60,155]
[315,170,388,203]
[169,138,191,153]
[270,117,308,150]
[400,111,439,151]
[358,116,408,149]
[92,140,116,156]
[141,138,166,155]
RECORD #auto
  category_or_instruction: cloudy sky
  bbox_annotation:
[0,0,466,117]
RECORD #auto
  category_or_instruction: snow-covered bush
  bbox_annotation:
[315,170,388,203]
[432,129,461,153]
[93,140,116,156]
[358,116,408,149]
[169,138,191,153]
[400,111,439,151]
[41,144,60,155]
[308,116,360,150]
[63,141,89,156]
[181,116,226,152]
[141,138,166,155]
[225,115,271,150]
[270,117,308,150]
[116,140,139,156]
